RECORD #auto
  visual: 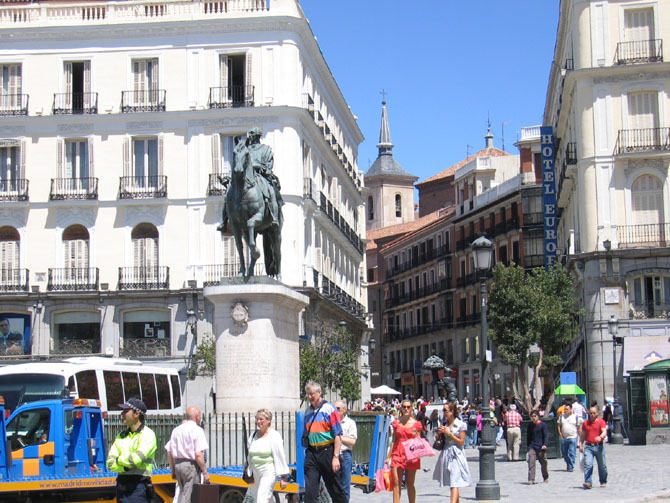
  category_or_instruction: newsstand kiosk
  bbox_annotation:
[626,358,670,445]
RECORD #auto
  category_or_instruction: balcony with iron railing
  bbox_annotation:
[0,179,28,201]
[207,173,228,196]
[120,337,170,358]
[119,176,167,199]
[318,192,364,254]
[320,274,365,320]
[615,127,670,155]
[121,90,166,113]
[208,85,254,108]
[47,267,99,291]
[615,39,663,65]
[617,223,670,249]
[118,266,169,290]
[51,337,101,356]
[630,301,670,320]
[50,178,98,200]
[52,92,98,115]
[0,268,29,292]
[0,94,28,116]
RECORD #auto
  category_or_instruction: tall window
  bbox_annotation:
[53,311,100,355]
[0,226,19,279]
[64,61,91,112]
[0,64,21,109]
[134,138,158,186]
[628,91,659,131]
[632,174,663,226]
[367,195,374,220]
[219,53,252,106]
[624,8,654,44]
[0,142,20,190]
[132,58,159,104]
[395,194,402,218]
[132,223,158,277]
[211,134,238,175]
[63,225,89,273]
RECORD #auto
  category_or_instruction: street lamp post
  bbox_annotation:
[608,315,624,444]
[472,236,500,501]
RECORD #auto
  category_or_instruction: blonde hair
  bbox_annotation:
[256,408,273,423]
[400,400,416,418]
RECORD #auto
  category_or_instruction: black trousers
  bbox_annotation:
[116,476,150,503]
[304,444,347,503]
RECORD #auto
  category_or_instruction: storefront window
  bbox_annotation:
[121,310,170,357]
[53,311,100,355]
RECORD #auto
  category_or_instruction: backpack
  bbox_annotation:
[468,411,477,426]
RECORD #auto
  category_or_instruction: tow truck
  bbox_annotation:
[0,397,390,502]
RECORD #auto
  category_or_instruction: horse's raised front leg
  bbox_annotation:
[247,211,263,260]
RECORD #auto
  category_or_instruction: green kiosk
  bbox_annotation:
[626,358,670,445]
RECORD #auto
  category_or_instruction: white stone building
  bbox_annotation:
[545,0,670,410]
[0,0,370,411]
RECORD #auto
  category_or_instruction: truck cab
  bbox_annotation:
[0,397,106,481]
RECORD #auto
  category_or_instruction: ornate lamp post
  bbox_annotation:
[472,236,500,501]
[608,315,624,444]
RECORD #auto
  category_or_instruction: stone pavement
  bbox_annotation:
[350,443,670,503]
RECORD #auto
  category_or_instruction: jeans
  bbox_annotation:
[465,425,478,448]
[560,437,577,470]
[495,425,504,444]
[339,451,353,502]
[583,443,608,486]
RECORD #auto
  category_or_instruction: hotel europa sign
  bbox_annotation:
[540,126,558,269]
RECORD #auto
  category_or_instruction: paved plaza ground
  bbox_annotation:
[350,443,670,503]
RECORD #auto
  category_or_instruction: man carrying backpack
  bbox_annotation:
[464,405,479,448]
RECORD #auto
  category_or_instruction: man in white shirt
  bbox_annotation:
[334,400,358,502]
[165,406,210,503]
[571,398,586,420]
[557,403,582,472]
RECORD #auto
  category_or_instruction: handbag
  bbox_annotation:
[191,483,219,503]
[402,437,436,461]
[382,464,393,491]
[432,433,444,451]
[374,468,386,492]
[243,460,254,484]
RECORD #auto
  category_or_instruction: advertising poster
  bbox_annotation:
[648,375,669,427]
[0,313,31,355]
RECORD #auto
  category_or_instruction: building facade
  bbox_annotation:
[0,0,370,410]
[544,0,670,409]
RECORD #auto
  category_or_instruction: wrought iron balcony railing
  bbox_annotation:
[0,268,29,292]
[52,338,101,356]
[208,85,255,108]
[50,177,98,200]
[119,176,167,199]
[207,173,228,196]
[118,266,169,290]
[202,262,264,286]
[0,93,28,116]
[630,301,670,320]
[121,90,166,112]
[617,223,670,249]
[120,338,170,357]
[615,127,670,154]
[0,179,28,201]
[47,267,99,291]
[615,39,663,65]
[52,92,98,114]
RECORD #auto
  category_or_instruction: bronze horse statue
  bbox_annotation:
[218,143,282,279]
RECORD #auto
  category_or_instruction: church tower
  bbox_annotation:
[364,99,418,232]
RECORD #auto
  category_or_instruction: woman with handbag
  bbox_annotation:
[244,409,289,503]
[433,402,472,503]
[385,400,423,503]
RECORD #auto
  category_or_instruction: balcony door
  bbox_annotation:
[0,64,21,109]
[0,144,19,190]
[63,225,89,284]
[624,8,654,57]
[0,226,19,284]
[132,223,159,282]
[632,174,664,244]
[64,61,91,112]
[133,138,158,188]
[219,53,251,106]
[132,58,159,105]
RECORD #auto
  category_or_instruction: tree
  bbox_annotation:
[188,334,216,380]
[299,321,364,405]
[488,262,580,414]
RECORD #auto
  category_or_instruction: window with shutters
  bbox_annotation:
[55,61,95,114]
[617,8,661,64]
[619,91,663,152]
[628,91,659,131]
[0,226,20,287]
[132,223,159,280]
[630,175,665,248]
[210,53,254,108]
[122,58,164,112]
[0,141,26,199]
[120,136,165,198]
[630,275,670,319]
[208,134,241,195]
[0,64,25,115]
[52,138,96,199]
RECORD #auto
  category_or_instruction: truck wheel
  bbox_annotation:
[220,487,245,503]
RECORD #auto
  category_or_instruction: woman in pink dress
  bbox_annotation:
[386,399,423,503]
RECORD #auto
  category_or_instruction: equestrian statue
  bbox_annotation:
[217,127,284,279]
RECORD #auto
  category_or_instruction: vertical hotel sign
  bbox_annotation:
[540,126,558,269]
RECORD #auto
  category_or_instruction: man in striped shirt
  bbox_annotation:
[303,380,346,503]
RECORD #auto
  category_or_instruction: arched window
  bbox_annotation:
[367,195,374,220]
[62,224,90,286]
[131,223,159,279]
[395,194,402,218]
[632,174,663,226]
[0,226,19,286]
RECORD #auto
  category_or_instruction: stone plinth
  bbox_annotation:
[204,278,308,413]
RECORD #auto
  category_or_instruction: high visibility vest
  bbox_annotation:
[106,422,157,477]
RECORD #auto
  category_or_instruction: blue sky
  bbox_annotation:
[299,1,560,183]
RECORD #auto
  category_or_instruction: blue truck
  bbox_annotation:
[0,396,390,502]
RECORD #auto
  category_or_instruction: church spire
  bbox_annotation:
[377,94,393,156]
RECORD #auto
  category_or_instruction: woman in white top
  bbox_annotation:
[244,409,289,503]
[433,401,472,503]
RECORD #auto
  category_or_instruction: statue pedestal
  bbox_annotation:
[204,278,308,413]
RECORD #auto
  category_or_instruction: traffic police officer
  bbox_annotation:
[107,398,158,503]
